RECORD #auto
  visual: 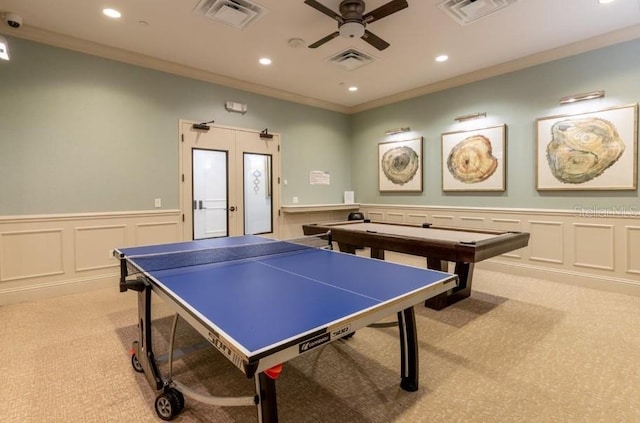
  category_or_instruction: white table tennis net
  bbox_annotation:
[126,233,331,274]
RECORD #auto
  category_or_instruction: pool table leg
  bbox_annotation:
[337,243,386,260]
[370,248,385,260]
[424,260,474,310]
[336,242,357,254]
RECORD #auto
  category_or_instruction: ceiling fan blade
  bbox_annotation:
[362,30,390,51]
[304,0,344,23]
[363,0,408,24]
[308,31,340,49]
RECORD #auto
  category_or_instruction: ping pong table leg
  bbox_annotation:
[397,307,419,392]
[135,286,163,391]
[255,372,278,423]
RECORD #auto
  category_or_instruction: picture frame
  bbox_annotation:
[536,104,638,191]
[378,137,423,192]
[441,124,506,192]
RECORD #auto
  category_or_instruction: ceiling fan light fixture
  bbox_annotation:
[340,21,365,38]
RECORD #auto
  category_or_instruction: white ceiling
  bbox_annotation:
[2,0,640,112]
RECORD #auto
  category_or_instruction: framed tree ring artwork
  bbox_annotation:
[441,125,506,191]
[536,103,638,190]
[378,137,423,192]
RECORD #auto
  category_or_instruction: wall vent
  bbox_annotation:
[437,0,518,25]
[194,0,267,30]
[327,48,374,71]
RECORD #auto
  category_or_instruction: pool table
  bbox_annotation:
[302,220,530,310]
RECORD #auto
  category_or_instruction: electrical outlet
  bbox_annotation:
[108,249,115,259]
[154,198,162,208]
[293,196,299,204]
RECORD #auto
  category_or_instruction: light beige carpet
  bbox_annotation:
[1,253,639,422]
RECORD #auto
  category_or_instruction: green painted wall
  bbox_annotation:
[0,37,351,215]
[1,36,639,216]
[351,38,640,211]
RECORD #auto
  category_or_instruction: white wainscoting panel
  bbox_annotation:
[529,220,564,264]
[573,223,614,270]
[386,213,404,224]
[491,218,522,230]
[75,225,126,272]
[432,214,455,224]
[368,212,384,222]
[460,216,485,229]
[136,222,180,246]
[0,229,64,281]
[491,218,523,258]
[407,214,429,225]
[625,226,640,275]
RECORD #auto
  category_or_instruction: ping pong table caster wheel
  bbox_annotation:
[167,387,185,413]
[131,353,144,373]
[154,390,182,421]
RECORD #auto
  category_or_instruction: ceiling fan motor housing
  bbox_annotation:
[339,0,366,38]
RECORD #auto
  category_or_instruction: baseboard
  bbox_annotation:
[0,273,118,305]
[479,259,640,297]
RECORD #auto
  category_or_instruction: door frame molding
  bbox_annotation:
[178,119,281,241]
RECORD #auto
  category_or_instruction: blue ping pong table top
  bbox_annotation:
[119,236,455,358]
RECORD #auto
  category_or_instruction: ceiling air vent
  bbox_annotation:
[328,48,374,72]
[194,0,267,30]
[437,0,518,25]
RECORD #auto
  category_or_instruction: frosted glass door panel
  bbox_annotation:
[193,149,228,239]
[243,153,272,235]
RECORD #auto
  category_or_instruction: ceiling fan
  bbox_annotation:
[304,0,409,51]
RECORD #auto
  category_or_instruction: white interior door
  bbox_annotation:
[243,153,272,235]
[182,125,237,239]
[235,129,280,238]
[193,149,228,239]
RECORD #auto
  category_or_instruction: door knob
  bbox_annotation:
[229,206,236,212]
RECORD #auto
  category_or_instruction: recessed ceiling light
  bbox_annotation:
[103,8,122,19]
[348,86,358,92]
[259,57,272,65]
[598,0,615,4]
[435,55,449,62]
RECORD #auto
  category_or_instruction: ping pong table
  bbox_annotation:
[116,235,457,422]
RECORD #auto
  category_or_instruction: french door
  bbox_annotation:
[180,121,280,239]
